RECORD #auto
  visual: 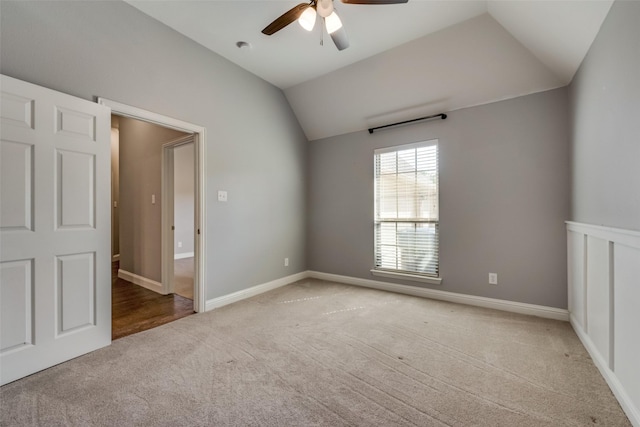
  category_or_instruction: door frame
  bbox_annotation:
[161,135,195,296]
[98,98,207,313]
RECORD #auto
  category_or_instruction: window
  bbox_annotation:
[373,140,440,282]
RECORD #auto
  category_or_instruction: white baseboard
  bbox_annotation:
[205,270,569,320]
[174,252,194,260]
[308,271,569,321]
[205,271,308,312]
[571,316,640,427]
[112,254,120,262]
[205,269,568,320]
[118,269,165,295]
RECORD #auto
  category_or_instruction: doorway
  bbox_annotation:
[161,136,196,301]
[101,98,207,339]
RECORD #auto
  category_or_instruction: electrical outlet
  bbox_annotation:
[489,273,498,285]
[217,190,228,202]
[284,258,289,267]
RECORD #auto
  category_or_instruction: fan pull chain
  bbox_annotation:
[320,18,324,46]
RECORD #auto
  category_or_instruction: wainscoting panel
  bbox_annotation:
[566,221,640,427]
[567,230,586,329]
[613,244,640,420]
[586,236,611,366]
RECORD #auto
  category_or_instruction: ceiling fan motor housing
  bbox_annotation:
[316,0,334,17]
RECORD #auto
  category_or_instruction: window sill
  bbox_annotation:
[370,269,443,285]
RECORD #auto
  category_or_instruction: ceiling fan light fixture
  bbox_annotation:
[329,26,349,50]
[325,11,343,34]
[298,6,316,31]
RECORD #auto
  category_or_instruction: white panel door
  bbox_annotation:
[0,75,111,385]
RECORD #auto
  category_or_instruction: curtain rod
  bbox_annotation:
[368,113,447,134]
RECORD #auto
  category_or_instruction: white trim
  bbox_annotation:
[370,269,442,285]
[205,271,308,312]
[194,130,207,313]
[174,252,194,260]
[164,135,195,149]
[118,269,165,295]
[112,254,120,262]
[571,316,640,427]
[309,271,569,321]
[98,98,199,133]
[566,221,640,249]
[206,270,568,321]
[99,97,207,313]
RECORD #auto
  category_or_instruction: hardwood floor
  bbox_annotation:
[112,262,194,340]
[174,257,194,300]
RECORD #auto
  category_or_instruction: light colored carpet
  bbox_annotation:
[1,279,630,426]
[174,257,194,300]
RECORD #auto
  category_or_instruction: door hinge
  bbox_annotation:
[197,229,200,235]
[171,225,175,231]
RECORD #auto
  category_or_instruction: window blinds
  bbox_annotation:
[374,140,439,277]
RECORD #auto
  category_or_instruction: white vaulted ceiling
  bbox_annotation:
[126,0,613,140]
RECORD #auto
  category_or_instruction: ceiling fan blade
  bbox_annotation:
[262,3,311,35]
[340,0,408,4]
[330,26,350,51]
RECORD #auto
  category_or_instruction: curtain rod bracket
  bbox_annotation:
[368,113,447,134]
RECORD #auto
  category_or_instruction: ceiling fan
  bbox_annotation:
[262,0,409,51]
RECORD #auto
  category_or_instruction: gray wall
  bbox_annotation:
[308,88,571,308]
[174,143,195,257]
[0,0,308,300]
[118,117,187,282]
[569,0,640,232]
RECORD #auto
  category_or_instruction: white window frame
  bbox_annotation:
[371,139,442,285]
